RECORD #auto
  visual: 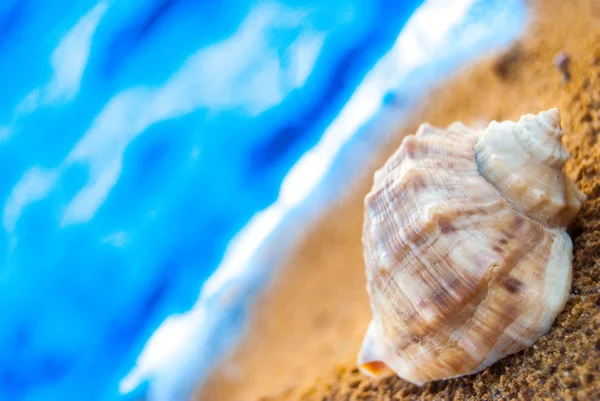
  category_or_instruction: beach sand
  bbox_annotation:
[197,0,600,399]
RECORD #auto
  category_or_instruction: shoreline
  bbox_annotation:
[194,0,532,400]
[120,1,527,400]
[198,0,600,400]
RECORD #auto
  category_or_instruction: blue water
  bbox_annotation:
[0,1,426,400]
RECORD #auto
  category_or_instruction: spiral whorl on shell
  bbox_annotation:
[474,108,585,227]
[358,109,585,385]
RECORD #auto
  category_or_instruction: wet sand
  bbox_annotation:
[197,0,600,399]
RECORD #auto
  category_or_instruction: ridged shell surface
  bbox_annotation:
[358,109,585,385]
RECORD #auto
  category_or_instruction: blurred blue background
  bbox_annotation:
[0,0,526,400]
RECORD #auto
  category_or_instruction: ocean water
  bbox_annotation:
[0,1,525,400]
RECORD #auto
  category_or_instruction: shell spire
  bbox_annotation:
[474,108,586,227]
[516,108,568,168]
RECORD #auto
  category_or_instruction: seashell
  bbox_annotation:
[358,108,586,385]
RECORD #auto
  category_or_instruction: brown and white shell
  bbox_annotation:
[358,109,586,385]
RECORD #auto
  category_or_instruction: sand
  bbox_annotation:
[197,0,600,400]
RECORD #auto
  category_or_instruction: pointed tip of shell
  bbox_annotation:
[535,107,561,130]
[514,107,568,167]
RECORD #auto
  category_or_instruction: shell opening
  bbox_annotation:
[358,321,394,378]
[360,361,394,378]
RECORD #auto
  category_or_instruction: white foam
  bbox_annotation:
[3,168,58,233]
[17,0,110,113]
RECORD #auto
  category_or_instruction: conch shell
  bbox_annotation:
[358,109,585,385]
